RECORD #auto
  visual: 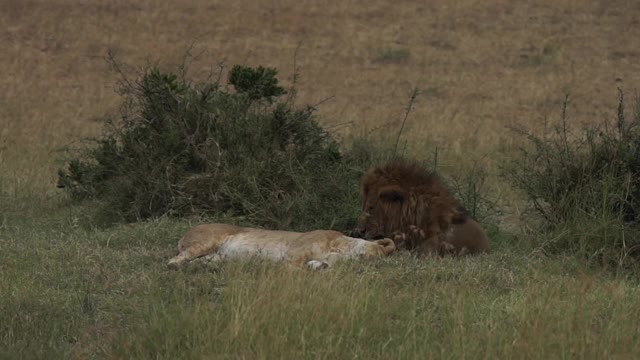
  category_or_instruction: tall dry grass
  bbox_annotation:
[2,0,640,193]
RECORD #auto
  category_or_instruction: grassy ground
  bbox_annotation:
[3,0,640,358]
[3,200,640,359]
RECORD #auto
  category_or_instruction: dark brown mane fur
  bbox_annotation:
[362,159,451,198]
[358,158,468,252]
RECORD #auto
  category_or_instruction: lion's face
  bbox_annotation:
[356,181,408,240]
[354,159,465,250]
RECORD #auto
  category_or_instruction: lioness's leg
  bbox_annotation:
[168,224,239,269]
[190,253,223,265]
[304,252,344,270]
[167,252,192,269]
[305,260,329,270]
[167,237,222,269]
[290,252,333,270]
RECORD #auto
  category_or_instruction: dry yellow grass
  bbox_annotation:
[2,0,640,194]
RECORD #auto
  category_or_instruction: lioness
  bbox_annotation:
[355,158,489,255]
[168,223,396,270]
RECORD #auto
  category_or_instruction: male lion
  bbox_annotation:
[168,223,396,270]
[354,159,489,255]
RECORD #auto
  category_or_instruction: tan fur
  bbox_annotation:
[168,223,396,270]
[356,158,489,255]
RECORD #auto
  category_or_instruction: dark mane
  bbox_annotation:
[356,157,489,255]
[362,158,445,193]
[361,157,469,224]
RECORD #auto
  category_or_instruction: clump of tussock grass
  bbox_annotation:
[373,48,411,64]
[503,90,640,269]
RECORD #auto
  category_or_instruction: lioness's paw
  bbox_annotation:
[306,260,329,270]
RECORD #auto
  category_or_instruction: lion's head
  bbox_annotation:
[355,158,467,252]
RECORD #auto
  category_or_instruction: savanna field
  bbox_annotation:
[3,1,640,358]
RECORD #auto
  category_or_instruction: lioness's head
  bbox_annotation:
[337,235,397,258]
[370,238,396,257]
[351,237,396,259]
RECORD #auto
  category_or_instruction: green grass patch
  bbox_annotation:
[2,203,639,358]
[373,48,411,64]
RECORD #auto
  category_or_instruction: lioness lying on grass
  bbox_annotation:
[168,223,396,270]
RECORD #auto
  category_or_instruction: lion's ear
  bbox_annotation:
[378,185,407,203]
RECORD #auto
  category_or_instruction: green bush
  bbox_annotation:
[448,160,501,230]
[57,64,365,231]
[503,91,640,267]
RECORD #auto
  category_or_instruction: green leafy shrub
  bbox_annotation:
[57,64,363,231]
[503,91,640,267]
[448,161,501,230]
